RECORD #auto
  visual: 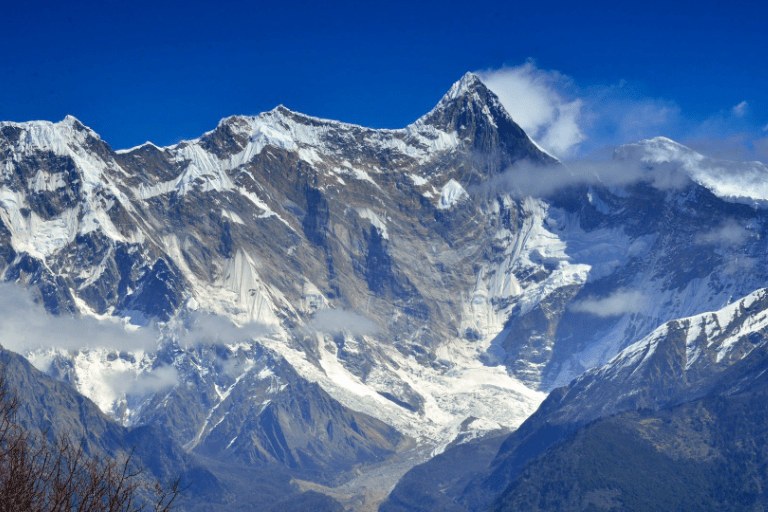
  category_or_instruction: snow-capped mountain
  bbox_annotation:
[2,71,768,509]
[0,74,559,442]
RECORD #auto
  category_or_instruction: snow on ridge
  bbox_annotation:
[428,72,483,110]
[619,137,768,205]
[526,133,560,162]
[115,141,166,154]
[258,105,403,133]
[219,108,462,167]
[412,72,485,127]
[596,288,768,377]
[4,90,469,205]
[1,115,95,136]
[0,195,77,258]
[0,117,141,257]
[443,72,483,101]
[407,173,429,186]
[2,117,95,155]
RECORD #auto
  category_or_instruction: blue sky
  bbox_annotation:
[1,0,766,159]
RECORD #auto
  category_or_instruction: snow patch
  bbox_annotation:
[356,208,389,239]
[437,179,469,209]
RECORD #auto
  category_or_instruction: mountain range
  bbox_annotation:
[2,72,768,510]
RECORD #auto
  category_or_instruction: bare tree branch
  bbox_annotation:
[0,366,181,512]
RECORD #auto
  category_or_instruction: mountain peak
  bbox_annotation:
[416,72,496,126]
[414,72,556,165]
[61,114,81,125]
[59,114,96,135]
[614,136,696,166]
[0,115,91,134]
[443,72,485,101]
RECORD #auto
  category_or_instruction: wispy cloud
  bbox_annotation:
[478,62,584,158]
[472,156,690,199]
[478,61,681,158]
[694,219,750,246]
[0,283,158,354]
[304,308,377,336]
[0,283,182,398]
[732,101,749,118]
[177,313,270,348]
[104,365,179,396]
[723,257,758,276]
[570,289,648,317]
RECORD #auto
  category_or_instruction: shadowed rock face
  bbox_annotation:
[118,257,184,321]
[418,73,551,170]
[488,342,768,512]
[180,354,403,486]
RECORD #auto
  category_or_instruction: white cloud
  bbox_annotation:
[539,100,584,157]
[0,283,181,400]
[694,219,750,246]
[104,365,179,396]
[723,256,758,276]
[472,156,690,199]
[0,283,158,354]
[478,61,585,158]
[732,101,749,118]
[477,61,688,158]
[570,289,648,317]
[177,313,270,348]
[304,308,377,336]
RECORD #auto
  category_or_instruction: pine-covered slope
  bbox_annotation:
[491,345,768,512]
